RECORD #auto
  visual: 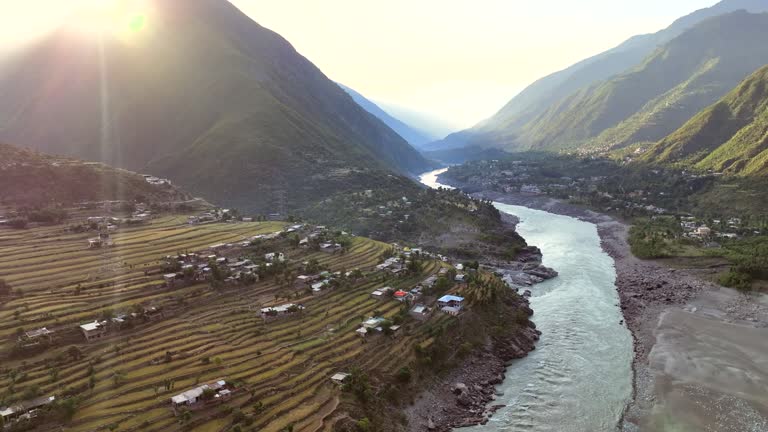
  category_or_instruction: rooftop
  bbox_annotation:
[438,295,465,303]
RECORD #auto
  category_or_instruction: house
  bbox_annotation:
[454,274,467,283]
[330,372,350,385]
[299,238,309,247]
[260,303,305,321]
[696,226,712,237]
[164,273,178,286]
[389,325,402,337]
[422,275,438,288]
[356,327,368,338]
[410,305,431,321]
[393,290,411,302]
[362,317,385,329]
[171,380,228,412]
[144,307,164,321]
[265,252,285,262]
[23,327,53,342]
[311,280,331,295]
[455,263,464,271]
[79,320,107,342]
[370,287,393,300]
[0,396,56,423]
[295,274,320,289]
[409,287,423,301]
[438,295,465,315]
[320,243,342,253]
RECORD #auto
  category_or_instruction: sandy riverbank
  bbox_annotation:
[468,190,768,432]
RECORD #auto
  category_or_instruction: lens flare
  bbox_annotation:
[74,0,149,38]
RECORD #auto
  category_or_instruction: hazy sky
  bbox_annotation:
[1,0,718,134]
[231,0,717,132]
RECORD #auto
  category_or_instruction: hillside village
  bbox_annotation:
[0,201,538,431]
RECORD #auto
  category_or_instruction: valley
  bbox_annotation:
[2,0,768,430]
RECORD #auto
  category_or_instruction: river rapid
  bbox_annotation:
[420,169,634,431]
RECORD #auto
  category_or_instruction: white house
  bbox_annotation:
[171,380,227,411]
[265,252,285,262]
[80,321,107,342]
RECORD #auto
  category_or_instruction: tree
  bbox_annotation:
[357,418,371,432]
[68,345,83,360]
[112,370,126,387]
[49,367,60,383]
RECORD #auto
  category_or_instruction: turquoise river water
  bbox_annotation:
[420,169,633,432]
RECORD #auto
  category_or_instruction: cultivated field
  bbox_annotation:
[0,215,451,431]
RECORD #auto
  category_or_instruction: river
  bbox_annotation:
[420,169,634,431]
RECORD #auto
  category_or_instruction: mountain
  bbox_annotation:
[428,0,768,152]
[0,142,191,207]
[0,0,431,213]
[338,84,436,148]
[643,64,768,175]
[518,11,768,152]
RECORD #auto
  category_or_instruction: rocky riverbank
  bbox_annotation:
[405,304,542,431]
[405,212,556,431]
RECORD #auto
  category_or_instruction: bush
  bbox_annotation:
[719,270,752,290]
[356,417,371,432]
[396,366,412,383]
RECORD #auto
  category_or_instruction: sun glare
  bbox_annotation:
[75,0,148,38]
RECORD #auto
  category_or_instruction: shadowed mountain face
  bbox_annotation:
[338,84,437,149]
[0,0,431,212]
[427,0,768,153]
[643,64,768,176]
[0,142,190,207]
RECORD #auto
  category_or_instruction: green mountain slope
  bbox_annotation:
[0,142,191,207]
[0,0,431,212]
[518,11,768,151]
[643,64,768,175]
[426,0,768,153]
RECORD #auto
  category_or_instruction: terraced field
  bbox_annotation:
[0,216,450,431]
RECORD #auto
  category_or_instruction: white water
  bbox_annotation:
[420,169,634,432]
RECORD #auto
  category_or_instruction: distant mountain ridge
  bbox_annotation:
[338,84,437,149]
[642,64,768,175]
[0,0,432,212]
[427,0,768,153]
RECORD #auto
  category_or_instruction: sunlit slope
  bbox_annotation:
[643,64,768,175]
[0,217,451,431]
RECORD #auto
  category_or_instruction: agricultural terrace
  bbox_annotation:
[0,215,455,432]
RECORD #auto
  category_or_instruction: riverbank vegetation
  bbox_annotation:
[302,185,527,261]
[442,153,768,291]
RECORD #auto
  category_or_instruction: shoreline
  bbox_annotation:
[467,189,709,429]
[405,206,556,431]
[463,188,768,431]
